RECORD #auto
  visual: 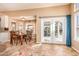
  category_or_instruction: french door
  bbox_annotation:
[41,17,66,44]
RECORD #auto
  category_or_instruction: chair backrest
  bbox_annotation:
[10,31,17,38]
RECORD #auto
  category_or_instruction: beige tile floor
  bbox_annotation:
[0,41,79,56]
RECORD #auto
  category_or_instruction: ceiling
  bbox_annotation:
[0,3,69,12]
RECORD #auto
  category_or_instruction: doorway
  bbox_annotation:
[41,16,66,44]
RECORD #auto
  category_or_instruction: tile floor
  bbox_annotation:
[0,41,79,56]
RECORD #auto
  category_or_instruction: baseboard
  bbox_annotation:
[35,42,66,46]
[72,47,79,53]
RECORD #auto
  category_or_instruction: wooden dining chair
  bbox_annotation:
[26,30,33,42]
[10,31,18,45]
[23,34,27,44]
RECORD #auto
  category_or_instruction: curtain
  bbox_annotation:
[66,15,71,47]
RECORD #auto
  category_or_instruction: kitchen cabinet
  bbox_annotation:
[1,16,9,28]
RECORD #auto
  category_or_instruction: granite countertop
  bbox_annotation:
[0,28,9,33]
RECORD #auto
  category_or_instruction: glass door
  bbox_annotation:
[41,17,66,44]
[51,17,66,44]
[41,18,51,43]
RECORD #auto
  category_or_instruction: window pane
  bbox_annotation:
[44,22,50,37]
[77,28,79,39]
[55,21,58,38]
[11,22,16,31]
[74,3,79,12]
[75,11,79,40]
[59,22,63,35]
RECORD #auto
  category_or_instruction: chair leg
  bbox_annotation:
[25,38,27,44]
[16,39,18,45]
[21,41,23,45]
[20,39,23,45]
[10,38,13,45]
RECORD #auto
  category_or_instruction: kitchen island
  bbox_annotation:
[0,31,10,43]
